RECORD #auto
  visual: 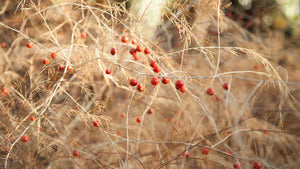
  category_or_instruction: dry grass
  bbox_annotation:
[0,0,299,168]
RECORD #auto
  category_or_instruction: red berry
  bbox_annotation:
[43,58,50,65]
[153,66,161,73]
[129,79,138,86]
[121,113,126,118]
[67,65,73,71]
[26,42,32,48]
[73,150,80,157]
[263,130,268,135]
[147,108,153,114]
[201,147,209,155]
[121,36,128,43]
[137,84,145,92]
[253,162,262,169]
[144,47,150,54]
[233,161,241,169]
[168,117,173,122]
[149,60,157,68]
[183,152,190,158]
[133,55,139,60]
[1,42,7,48]
[111,48,119,55]
[136,117,142,123]
[162,77,169,84]
[131,39,137,45]
[175,80,184,90]
[2,88,8,95]
[105,69,111,74]
[28,116,35,121]
[179,86,186,93]
[206,88,214,96]
[21,135,29,143]
[136,45,143,52]
[222,83,229,90]
[51,52,57,59]
[227,150,232,154]
[58,65,65,71]
[129,48,137,56]
[254,65,259,70]
[93,120,101,127]
[81,32,87,39]
[151,77,159,85]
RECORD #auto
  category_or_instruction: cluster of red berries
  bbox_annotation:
[2,87,8,95]
[175,80,186,93]
[182,147,210,158]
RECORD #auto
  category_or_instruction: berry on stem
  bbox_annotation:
[26,42,32,48]
[58,65,65,71]
[137,84,145,92]
[183,151,190,158]
[21,135,29,143]
[43,58,50,65]
[129,79,138,86]
[51,52,57,59]
[136,45,143,52]
[81,32,87,39]
[129,48,137,56]
[144,47,150,54]
[28,116,35,121]
[222,83,229,90]
[233,161,241,169]
[147,108,153,114]
[2,88,8,95]
[121,36,128,43]
[133,55,139,60]
[162,77,169,84]
[111,48,119,55]
[131,39,137,45]
[179,86,186,93]
[67,65,73,71]
[253,162,262,169]
[136,117,142,123]
[151,77,159,86]
[201,147,209,155]
[153,66,161,73]
[121,113,126,118]
[105,69,111,74]
[149,60,157,68]
[206,88,215,96]
[73,150,80,157]
[93,120,101,127]
[175,80,184,90]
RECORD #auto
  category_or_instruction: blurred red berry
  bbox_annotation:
[151,77,159,85]
[201,147,209,155]
[121,113,126,118]
[133,55,139,60]
[168,117,173,122]
[43,58,50,65]
[137,84,145,92]
[175,80,184,90]
[136,45,143,52]
[222,83,229,90]
[81,32,87,39]
[233,161,241,169]
[129,48,137,56]
[21,135,29,143]
[149,60,157,68]
[1,42,7,48]
[129,79,138,86]
[51,52,57,59]
[131,39,137,45]
[153,66,161,73]
[2,88,8,95]
[67,65,73,71]
[179,86,186,93]
[121,36,128,43]
[136,118,142,123]
[254,65,259,70]
[263,130,268,135]
[147,108,153,114]
[28,116,35,121]
[206,88,214,96]
[144,47,150,54]
[93,120,101,127]
[253,162,262,169]
[105,69,111,74]
[162,77,169,84]
[26,42,32,48]
[183,152,190,158]
[58,65,65,71]
[111,48,119,55]
[73,150,80,157]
